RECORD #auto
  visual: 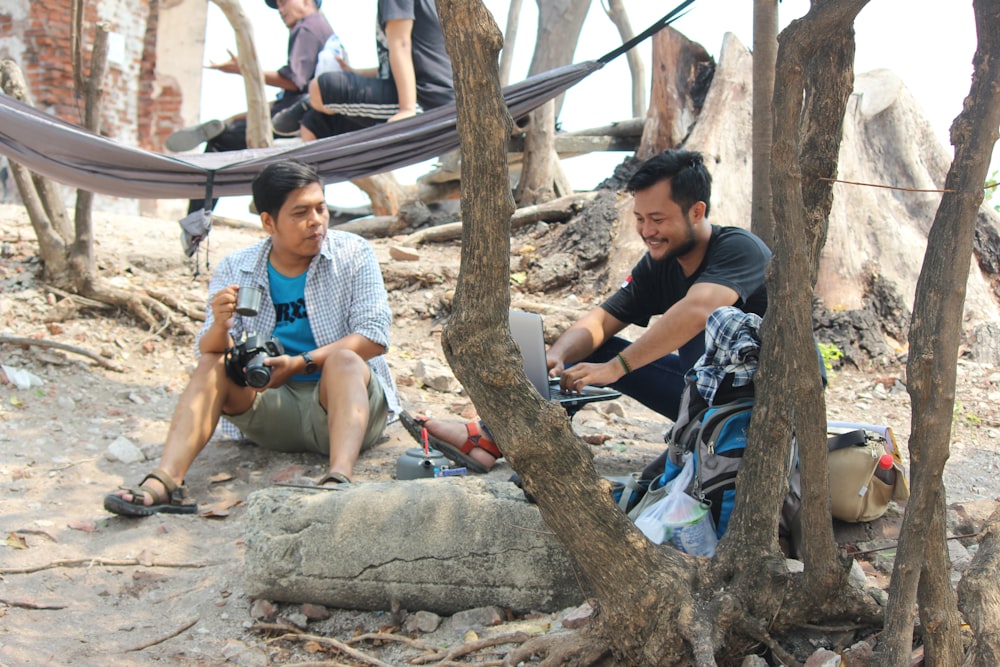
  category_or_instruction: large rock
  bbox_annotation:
[243,479,584,615]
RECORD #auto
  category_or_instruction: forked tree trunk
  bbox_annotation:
[603,0,645,118]
[958,507,1000,665]
[880,1,1000,663]
[437,2,883,665]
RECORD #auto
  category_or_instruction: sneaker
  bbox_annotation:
[165,119,226,152]
[271,100,310,135]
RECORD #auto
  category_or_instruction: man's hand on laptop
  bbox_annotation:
[559,360,623,393]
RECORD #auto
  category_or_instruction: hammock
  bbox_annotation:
[0,1,694,201]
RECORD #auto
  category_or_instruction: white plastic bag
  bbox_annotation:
[633,453,718,556]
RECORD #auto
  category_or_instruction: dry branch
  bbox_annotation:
[122,616,199,652]
[0,334,123,371]
[0,597,67,610]
[400,192,597,246]
[254,627,392,667]
[0,557,219,575]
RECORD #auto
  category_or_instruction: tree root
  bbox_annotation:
[0,334,122,371]
[81,280,197,336]
[0,557,219,575]
[502,631,611,667]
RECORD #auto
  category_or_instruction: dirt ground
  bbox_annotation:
[1,202,998,666]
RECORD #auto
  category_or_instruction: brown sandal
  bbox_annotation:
[103,467,198,517]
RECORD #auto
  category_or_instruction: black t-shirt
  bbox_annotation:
[377,0,455,109]
[602,225,771,327]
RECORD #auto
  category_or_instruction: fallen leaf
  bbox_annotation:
[463,629,479,643]
[199,499,242,518]
[303,641,323,654]
[45,322,64,335]
[5,532,29,549]
[10,395,24,408]
[209,471,234,484]
[142,340,156,353]
[67,519,97,533]
[582,434,611,445]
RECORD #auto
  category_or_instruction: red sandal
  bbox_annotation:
[399,411,501,474]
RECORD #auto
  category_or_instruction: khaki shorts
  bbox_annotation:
[223,376,388,455]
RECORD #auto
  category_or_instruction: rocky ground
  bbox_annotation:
[0,202,998,666]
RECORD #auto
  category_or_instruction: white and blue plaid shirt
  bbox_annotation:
[686,306,762,406]
[197,230,400,438]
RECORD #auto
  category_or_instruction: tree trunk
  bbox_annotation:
[349,173,406,218]
[514,0,589,207]
[603,0,645,118]
[751,0,778,248]
[751,0,868,596]
[637,27,713,161]
[881,1,1000,662]
[70,22,109,288]
[498,0,523,86]
[210,0,271,148]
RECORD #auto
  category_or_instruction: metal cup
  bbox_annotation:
[235,285,263,317]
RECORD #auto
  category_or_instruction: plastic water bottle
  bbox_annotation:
[873,453,896,485]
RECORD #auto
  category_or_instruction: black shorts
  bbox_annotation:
[301,72,400,139]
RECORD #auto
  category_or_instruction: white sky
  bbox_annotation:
[199,0,996,219]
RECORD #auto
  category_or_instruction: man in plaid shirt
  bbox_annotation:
[105,160,399,516]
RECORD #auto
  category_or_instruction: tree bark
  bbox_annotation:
[514,100,557,204]
[210,0,271,148]
[602,0,645,118]
[751,0,778,248]
[881,0,1000,662]
[958,507,1000,666]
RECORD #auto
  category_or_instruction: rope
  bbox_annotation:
[597,0,698,66]
[819,177,956,194]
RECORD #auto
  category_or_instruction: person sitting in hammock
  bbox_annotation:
[269,0,454,141]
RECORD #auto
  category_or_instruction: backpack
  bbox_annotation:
[623,397,801,542]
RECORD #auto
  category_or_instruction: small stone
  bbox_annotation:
[848,560,867,589]
[301,603,330,621]
[561,601,594,629]
[599,401,625,418]
[280,611,308,630]
[389,246,420,261]
[804,648,841,667]
[105,436,145,464]
[415,359,460,393]
[249,598,278,622]
[450,606,504,632]
[403,610,442,633]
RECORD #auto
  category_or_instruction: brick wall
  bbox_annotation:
[0,0,188,212]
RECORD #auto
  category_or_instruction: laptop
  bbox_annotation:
[508,310,621,413]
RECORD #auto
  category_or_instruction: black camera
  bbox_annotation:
[225,333,285,388]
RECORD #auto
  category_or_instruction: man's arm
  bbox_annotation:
[559,282,739,391]
[546,306,626,376]
[383,18,418,121]
[207,54,301,91]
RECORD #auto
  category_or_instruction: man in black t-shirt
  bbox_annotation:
[403,149,772,473]
[551,149,771,421]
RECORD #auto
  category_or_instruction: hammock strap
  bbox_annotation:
[597,0,698,66]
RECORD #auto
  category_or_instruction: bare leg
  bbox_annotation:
[113,353,256,505]
[318,349,373,481]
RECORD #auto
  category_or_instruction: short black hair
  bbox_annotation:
[252,160,323,219]
[626,149,712,218]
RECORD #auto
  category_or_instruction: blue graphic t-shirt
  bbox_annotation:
[268,263,320,382]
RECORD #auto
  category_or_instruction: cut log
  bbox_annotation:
[637,26,714,160]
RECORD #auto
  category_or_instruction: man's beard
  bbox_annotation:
[652,217,697,262]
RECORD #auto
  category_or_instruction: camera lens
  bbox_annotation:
[245,352,272,388]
